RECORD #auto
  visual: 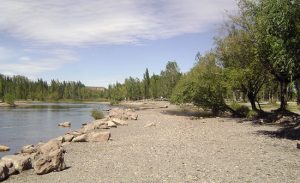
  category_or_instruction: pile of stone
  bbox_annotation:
[0,140,66,181]
[0,107,138,181]
[108,108,138,120]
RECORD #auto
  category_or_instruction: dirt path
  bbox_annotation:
[5,106,300,183]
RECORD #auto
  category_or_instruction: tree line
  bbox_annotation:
[103,0,300,116]
[0,74,104,103]
[102,61,181,103]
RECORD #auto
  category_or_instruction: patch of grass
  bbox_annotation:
[91,109,104,120]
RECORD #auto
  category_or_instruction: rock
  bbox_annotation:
[82,123,87,126]
[144,122,156,128]
[21,144,36,154]
[87,131,110,142]
[297,142,300,149]
[72,134,87,142]
[67,131,83,137]
[58,121,71,127]
[62,142,71,147]
[79,123,95,133]
[109,108,139,120]
[111,118,128,126]
[109,108,127,120]
[107,121,117,128]
[125,109,138,120]
[63,134,74,142]
[127,111,138,120]
[1,154,32,172]
[33,148,66,175]
[98,124,109,129]
[1,160,16,176]
[55,136,65,143]
[0,145,10,152]
[0,162,8,181]
[93,120,109,129]
[38,140,62,154]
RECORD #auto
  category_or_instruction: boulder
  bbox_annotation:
[93,120,109,129]
[55,136,65,143]
[111,118,128,126]
[126,110,138,120]
[0,162,8,181]
[87,131,111,142]
[0,145,10,152]
[109,108,138,120]
[1,160,16,176]
[21,144,36,154]
[33,148,66,175]
[107,121,117,128]
[72,134,87,142]
[109,108,128,120]
[79,123,95,133]
[1,154,32,172]
[97,124,109,129]
[58,121,71,127]
[67,131,83,137]
[63,134,74,142]
[38,140,62,154]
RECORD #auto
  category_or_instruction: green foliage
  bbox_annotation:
[110,100,120,106]
[253,0,300,109]
[91,109,104,120]
[143,68,151,99]
[0,74,102,102]
[246,110,258,119]
[160,61,182,98]
[215,1,268,111]
[106,61,182,102]
[4,93,15,106]
[171,52,229,114]
[230,102,250,117]
[124,77,142,100]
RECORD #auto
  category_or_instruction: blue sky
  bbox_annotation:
[0,0,236,87]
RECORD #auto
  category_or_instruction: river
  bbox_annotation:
[0,102,110,157]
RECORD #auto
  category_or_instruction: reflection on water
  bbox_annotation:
[0,102,110,157]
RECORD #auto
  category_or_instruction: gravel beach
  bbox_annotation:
[5,104,300,183]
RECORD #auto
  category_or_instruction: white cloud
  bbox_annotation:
[0,0,236,45]
[0,47,77,76]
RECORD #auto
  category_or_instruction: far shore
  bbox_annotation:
[0,100,110,108]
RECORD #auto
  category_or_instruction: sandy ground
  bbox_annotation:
[4,104,300,183]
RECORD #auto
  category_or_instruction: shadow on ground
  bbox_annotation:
[257,121,300,140]
[161,109,217,118]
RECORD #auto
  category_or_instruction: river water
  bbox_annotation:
[0,102,110,157]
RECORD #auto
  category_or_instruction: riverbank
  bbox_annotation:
[0,101,110,108]
[4,102,300,182]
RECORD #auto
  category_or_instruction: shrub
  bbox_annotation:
[246,110,258,119]
[110,100,120,106]
[230,102,250,117]
[91,109,104,120]
[4,93,15,106]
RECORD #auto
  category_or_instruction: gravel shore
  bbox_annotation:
[5,105,300,183]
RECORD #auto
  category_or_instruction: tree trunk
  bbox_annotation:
[279,80,288,110]
[247,93,258,111]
